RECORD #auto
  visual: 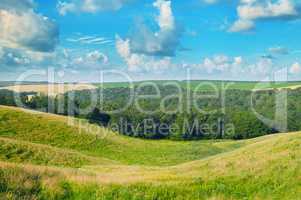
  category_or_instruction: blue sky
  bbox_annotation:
[0,0,301,82]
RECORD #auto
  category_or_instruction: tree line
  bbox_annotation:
[1,86,300,140]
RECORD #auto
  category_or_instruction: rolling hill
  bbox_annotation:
[0,105,300,199]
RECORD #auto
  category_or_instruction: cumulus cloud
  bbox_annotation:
[0,0,35,12]
[0,0,59,71]
[86,50,108,64]
[61,50,110,70]
[116,36,173,72]
[57,0,131,15]
[189,54,278,79]
[290,62,301,74]
[116,36,131,59]
[116,0,183,72]
[230,0,300,32]
[229,19,255,32]
[0,0,59,53]
[128,0,182,57]
[249,57,274,76]
[193,55,244,74]
[0,47,31,67]
[154,0,174,30]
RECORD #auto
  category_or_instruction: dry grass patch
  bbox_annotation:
[1,83,96,96]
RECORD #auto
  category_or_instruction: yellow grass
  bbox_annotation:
[253,84,301,91]
[277,85,301,90]
[1,83,96,96]
[74,131,301,185]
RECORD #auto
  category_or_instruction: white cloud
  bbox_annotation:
[153,0,174,30]
[0,1,59,53]
[230,0,300,32]
[114,0,183,73]
[11,55,30,65]
[116,36,173,72]
[86,50,108,64]
[57,0,130,15]
[234,56,243,65]
[229,19,254,32]
[68,50,109,69]
[116,36,131,59]
[0,47,32,67]
[128,0,182,57]
[0,0,35,12]
[238,0,297,20]
[116,36,146,71]
[57,1,76,15]
[248,57,274,76]
[190,54,278,79]
[67,35,113,45]
[205,55,229,72]
[116,0,183,72]
[213,55,229,65]
[126,54,172,72]
[0,1,59,70]
[193,55,244,74]
[290,62,301,74]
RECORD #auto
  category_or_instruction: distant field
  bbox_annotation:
[96,80,301,91]
[1,81,301,94]
[0,83,96,96]
[0,81,49,87]
[0,106,300,199]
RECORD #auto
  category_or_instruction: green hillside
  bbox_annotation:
[0,106,246,166]
[0,106,300,199]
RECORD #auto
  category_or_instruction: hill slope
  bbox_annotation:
[0,106,300,199]
[0,106,246,166]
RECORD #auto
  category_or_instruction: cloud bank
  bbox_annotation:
[230,0,301,32]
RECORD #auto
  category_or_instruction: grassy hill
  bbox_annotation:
[0,106,300,199]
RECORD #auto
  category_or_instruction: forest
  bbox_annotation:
[1,85,300,140]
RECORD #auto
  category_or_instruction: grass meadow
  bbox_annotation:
[0,106,300,199]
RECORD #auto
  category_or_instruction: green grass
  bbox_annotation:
[0,106,245,166]
[0,105,301,199]
[0,137,111,167]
